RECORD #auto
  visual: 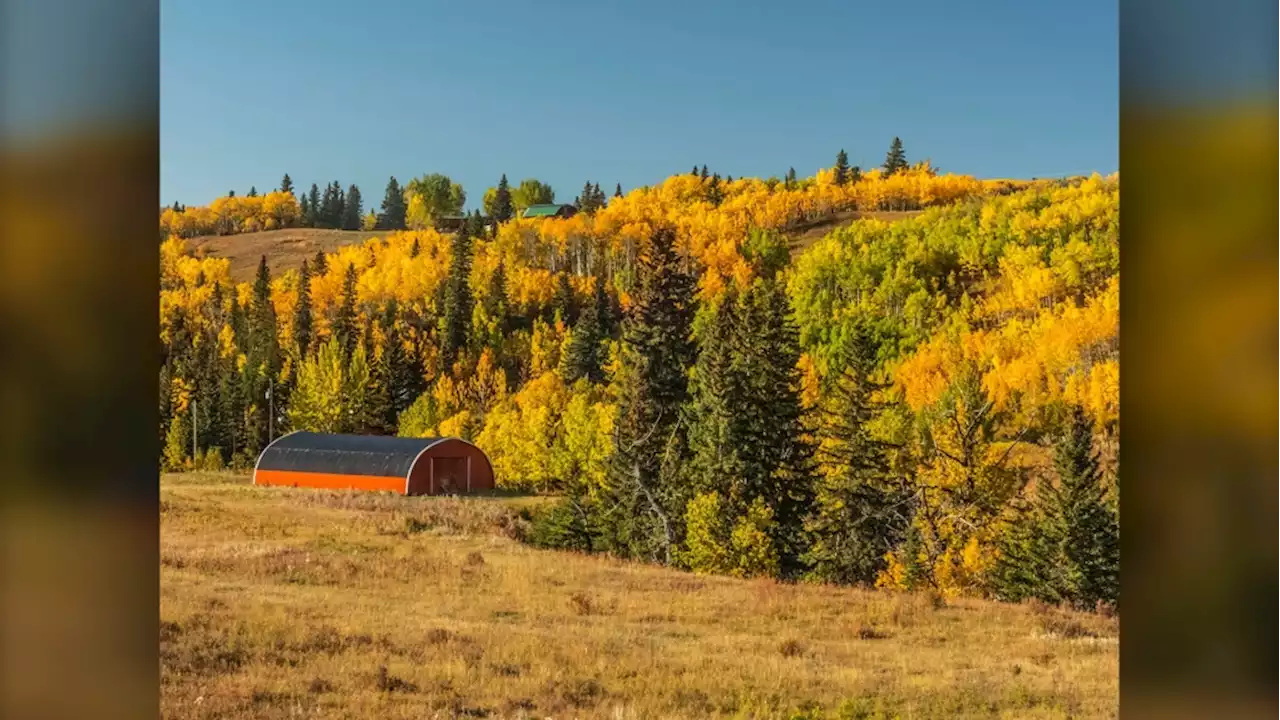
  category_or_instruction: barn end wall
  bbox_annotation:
[406,439,496,495]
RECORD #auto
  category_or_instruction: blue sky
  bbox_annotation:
[161,0,1117,209]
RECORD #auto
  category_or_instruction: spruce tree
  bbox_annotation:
[246,256,280,452]
[493,174,514,223]
[834,149,850,185]
[378,176,407,230]
[279,173,294,195]
[991,407,1119,609]
[802,323,911,585]
[312,250,328,276]
[292,260,313,358]
[1042,407,1120,608]
[552,272,578,326]
[247,186,258,197]
[299,194,311,225]
[883,137,908,175]
[561,277,606,384]
[684,273,816,576]
[603,226,698,564]
[228,189,236,198]
[378,300,422,427]
[332,263,359,361]
[614,183,623,198]
[306,184,321,227]
[440,222,474,371]
[699,165,709,179]
[785,167,796,189]
[342,184,363,230]
[332,181,346,228]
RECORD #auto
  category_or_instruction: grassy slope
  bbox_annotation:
[189,228,386,283]
[160,473,1117,719]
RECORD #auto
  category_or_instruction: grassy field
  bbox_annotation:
[189,228,386,282]
[160,473,1118,719]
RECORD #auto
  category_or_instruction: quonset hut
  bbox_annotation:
[253,432,495,496]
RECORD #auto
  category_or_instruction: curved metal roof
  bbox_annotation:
[256,431,447,478]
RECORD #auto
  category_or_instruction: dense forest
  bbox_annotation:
[160,144,1118,608]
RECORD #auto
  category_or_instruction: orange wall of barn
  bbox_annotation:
[254,469,406,494]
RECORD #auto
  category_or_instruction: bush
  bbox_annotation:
[198,447,225,472]
[526,498,595,552]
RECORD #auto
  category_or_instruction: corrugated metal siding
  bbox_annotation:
[257,432,442,478]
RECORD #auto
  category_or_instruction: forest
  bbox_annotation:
[159,143,1118,609]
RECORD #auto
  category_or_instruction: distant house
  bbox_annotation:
[521,203,578,219]
[432,215,467,232]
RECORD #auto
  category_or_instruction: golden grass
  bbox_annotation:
[188,228,386,282]
[160,473,1117,719]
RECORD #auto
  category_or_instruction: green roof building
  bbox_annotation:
[521,203,578,219]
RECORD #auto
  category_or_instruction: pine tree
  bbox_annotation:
[901,523,929,591]
[312,250,328,277]
[378,300,423,428]
[691,165,699,176]
[684,273,816,576]
[802,323,911,585]
[614,183,623,198]
[332,181,346,228]
[247,186,258,197]
[493,174,514,223]
[378,176,407,230]
[785,167,796,189]
[991,407,1119,609]
[298,194,311,224]
[552,272,578,326]
[1042,407,1120,608]
[279,173,294,195]
[292,260,313,358]
[602,226,698,564]
[333,263,359,361]
[834,149,850,185]
[699,165,709,180]
[342,184,363,230]
[306,184,321,227]
[561,277,606,384]
[245,256,280,452]
[440,223,474,371]
[228,189,236,198]
[883,137,908,176]
[409,238,420,258]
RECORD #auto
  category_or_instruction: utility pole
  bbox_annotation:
[191,398,197,464]
[267,377,275,443]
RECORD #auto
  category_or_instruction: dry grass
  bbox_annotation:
[161,473,1117,719]
[188,228,387,282]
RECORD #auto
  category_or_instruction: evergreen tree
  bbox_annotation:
[332,181,346,228]
[279,173,294,195]
[409,238,420,258]
[561,277,606,384]
[991,407,1120,609]
[378,300,423,428]
[247,186,258,197]
[245,256,280,452]
[378,176,407,230]
[834,149,850,185]
[333,263,359,361]
[228,189,236,198]
[802,324,912,585]
[691,165,699,176]
[342,184,363,230]
[901,523,929,591]
[614,183,623,198]
[684,272,816,576]
[850,165,863,184]
[493,174,514,223]
[312,250,328,277]
[601,227,698,564]
[552,272,578,326]
[785,167,796,189]
[883,137,908,176]
[440,223,474,371]
[298,194,311,225]
[699,165,709,179]
[292,260,313,358]
[306,184,321,227]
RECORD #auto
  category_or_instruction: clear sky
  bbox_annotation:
[161,0,1117,209]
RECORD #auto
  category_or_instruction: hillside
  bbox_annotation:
[190,228,385,282]
[160,473,1118,719]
